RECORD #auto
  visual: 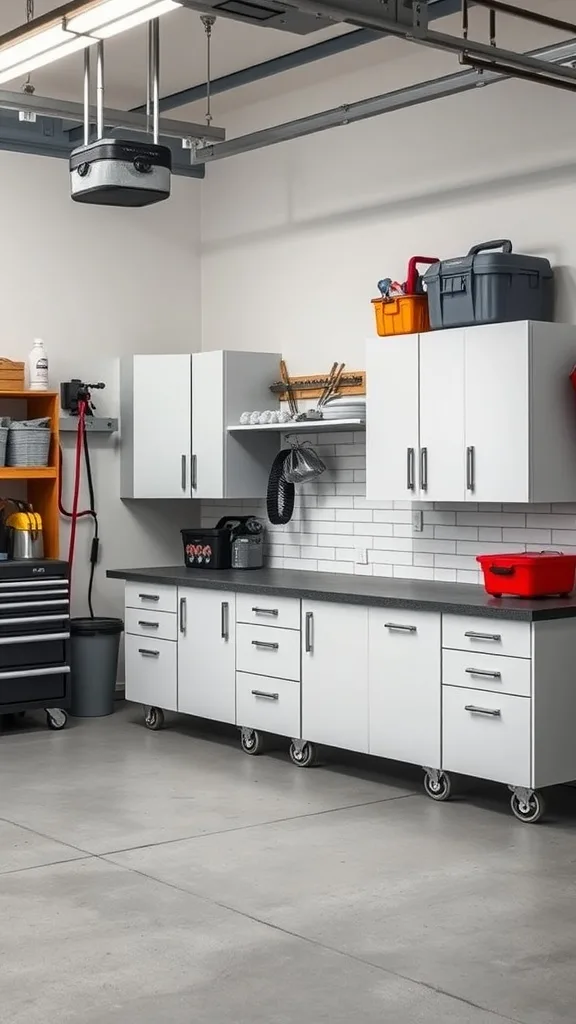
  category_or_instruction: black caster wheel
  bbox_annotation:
[510,789,545,824]
[46,709,68,731]
[289,741,319,768]
[423,770,452,802]
[144,706,164,731]
[240,728,266,755]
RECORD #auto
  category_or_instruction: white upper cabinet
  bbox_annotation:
[121,354,192,499]
[367,321,576,504]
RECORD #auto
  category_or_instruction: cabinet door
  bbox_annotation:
[132,355,192,498]
[464,322,530,503]
[419,329,466,501]
[366,335,419,500]
[302,601,369,752]
[369,609,441,766]
[177,590,236,724]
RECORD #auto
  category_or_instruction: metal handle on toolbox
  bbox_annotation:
[490,566,515,577]
[139,593,160,602]
[181,454,187,491]
[466,446,475,492]
[0,633,70,645]
[191,454,198,491]
[179,597,187,635]
[139,620,159,629]
[467,239,513,256]
[406,256,440,293]
[252,607,279,617]
[251,690,279,701]
[420,447,428,492]
[0,665,70,680]
[139,648,160,658]
[0,599,69,610]
[221,601,229,641]
[464,631,502,642]
[465,667,502,679]
[465,704,501,717]
[407,448,415,491]
[305,611,314,653]
[385,623,417,633]
[251,640,279,650]
[0,614,70,625]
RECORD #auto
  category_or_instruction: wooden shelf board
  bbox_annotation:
[0,391,59,399]
[0,467,57,480]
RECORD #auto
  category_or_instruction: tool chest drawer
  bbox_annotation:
[0,665,69,707]
[236,623,301,681]
[125,607,177,642]
[442,648,531,697]
[125,582,177,615]
[236,593,301,631]
[236,672,300,737]
[442,685,531,787]
[442,613,531,660]
[125,634,177,712]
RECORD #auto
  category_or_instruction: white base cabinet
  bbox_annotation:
[123,581,576,823]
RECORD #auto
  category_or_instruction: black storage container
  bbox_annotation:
[181,527,232,569]
[424,239,554,329]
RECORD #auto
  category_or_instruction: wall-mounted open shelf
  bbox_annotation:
[227,418,365,434]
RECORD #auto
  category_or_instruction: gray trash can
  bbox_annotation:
[70,617,124,718]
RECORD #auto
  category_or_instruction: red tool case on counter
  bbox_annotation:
[477,552,576,598]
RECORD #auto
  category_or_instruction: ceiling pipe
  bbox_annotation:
[192,36,576,164]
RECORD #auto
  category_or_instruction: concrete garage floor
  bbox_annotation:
[1,707,576,1024]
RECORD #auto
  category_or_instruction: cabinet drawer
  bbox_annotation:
[442,686,531,787]
[236,593,300,631]
[125,634,177,712]
[125,582,177,615]
[237,672,300,737]
[125,607,177,642]
[442,648,531,697]
[236,623,301,681]
[443,613,530,659]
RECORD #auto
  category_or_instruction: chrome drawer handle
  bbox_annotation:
[180,596,187,635]
[0,614,70,625]
[138,593,160,602]
[305,611,313,653]
[466,445,476,492]
[465,668,502,679]
[0,600,69,610]
[0,665,70,680]
[139,620,159,629]
[221,602,229,641]
[406,447,415,491]
[251,641,279,650]
[252,607,279,616]
[464,631,502,642]
[251,690,279,701]
[385,623,417,633]
[465,705,501,717]
[0,633,70,645]
[138,648,160,658]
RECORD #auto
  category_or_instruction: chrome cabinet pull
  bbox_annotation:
[0,600,68,610]
[139,648,159,658]
[0,665,70,680]
[385,622,417,633]
[251,690,279,701]
[179,597,187,635]
[221,601,229,641]
[181,454,187,491]
[420,447,428,492]
[465,705,501,717]
[466,445,476,492]
[138,593,159,602]
[252,607,279,617]
[305,611,313,653]
[191,454,198,491]
[464,631,502,642]
[406,447,415,491]
[465,668,502,679]
[251,640,279,650]
[0,633,70,645]
[139,620,159,629]
[0,614,69,625]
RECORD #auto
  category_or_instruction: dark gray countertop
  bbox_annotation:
[106,566,576,621]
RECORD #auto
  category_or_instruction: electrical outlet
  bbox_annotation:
[412,510,424,533]
[355,548,368,565]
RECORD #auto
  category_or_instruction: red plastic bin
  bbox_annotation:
[477,551,576,598]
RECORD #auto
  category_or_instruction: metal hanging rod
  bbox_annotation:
[193,36,576,164]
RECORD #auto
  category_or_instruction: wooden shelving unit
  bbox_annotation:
[0,391,60,559]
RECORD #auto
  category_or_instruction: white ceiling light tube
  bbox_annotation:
[0,0,181,85]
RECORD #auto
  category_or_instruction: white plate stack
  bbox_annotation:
[321,396,366,421]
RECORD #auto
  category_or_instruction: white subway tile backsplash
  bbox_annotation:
[202,435,576,582]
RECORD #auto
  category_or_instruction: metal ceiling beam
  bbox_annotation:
[192,36,576,164]
[0,89,225,142]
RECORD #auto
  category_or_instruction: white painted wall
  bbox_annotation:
[0,150,201,619]
[200,12,576,583]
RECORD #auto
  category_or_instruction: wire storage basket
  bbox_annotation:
[0,418,10,467]
[7,418,51,467]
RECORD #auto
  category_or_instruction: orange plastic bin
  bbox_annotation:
[372,256,439,337]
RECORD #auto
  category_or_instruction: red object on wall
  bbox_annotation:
[477,551,576,598]
[570,365,576,393]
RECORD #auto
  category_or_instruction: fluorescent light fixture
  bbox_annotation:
[0,0,182,85]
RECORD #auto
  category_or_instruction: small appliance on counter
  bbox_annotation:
[0,500,44,561]
[181,517,265,570]
[477,551,576,598]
